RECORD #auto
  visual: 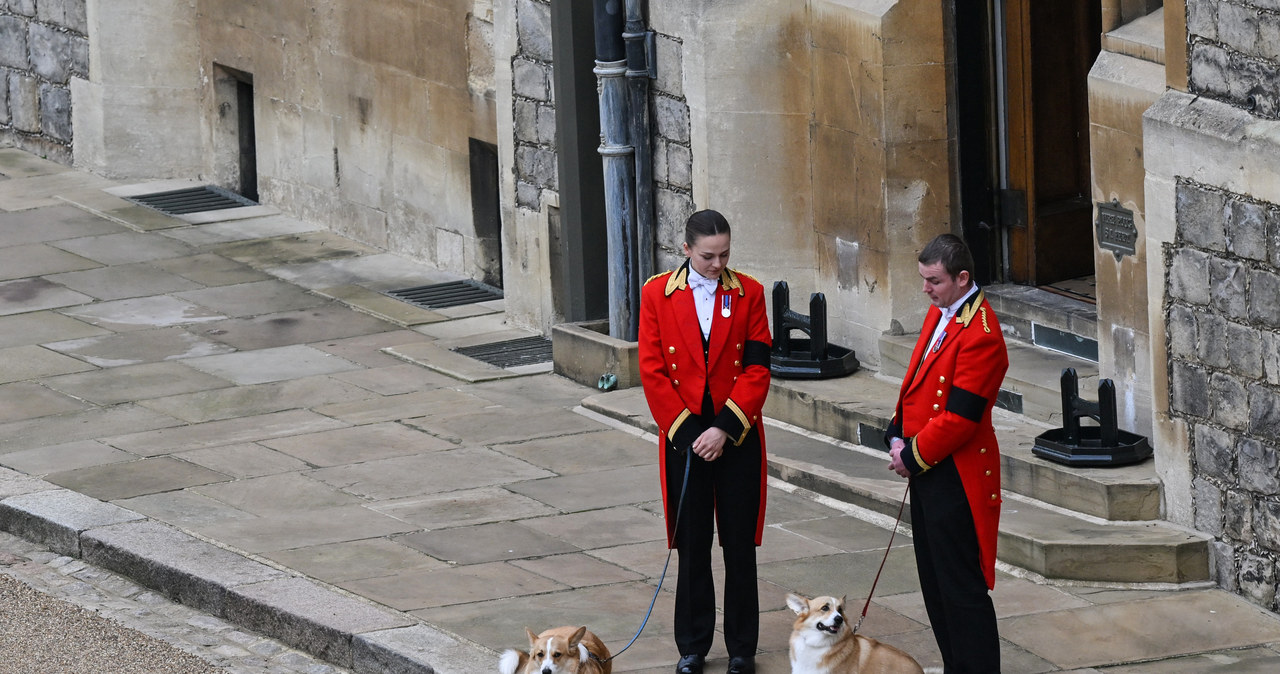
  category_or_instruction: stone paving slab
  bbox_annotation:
[174,279,329,318]
[183,344,364,385]
[50,230,198,265]
[43,360,233,407]
[0,242,103,280]
[193,303,398,351]
[0,203,128,243]
[103,409,348,456]
[157,214,322,247]
[0,439,135,476]
[43,326,239,367]
[0,380,93,421]
[151,252,275,286]
[137,374,369,423]
[44,261,206,300]
[0,277,95,316]
[0,310,111,347]
[0,404,185,454]
[58,294,228,331]
[44,456,232,501]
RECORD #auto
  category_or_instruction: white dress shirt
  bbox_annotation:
[687,267,718,339]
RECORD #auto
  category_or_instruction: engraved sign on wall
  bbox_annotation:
[1097,199,1138,261]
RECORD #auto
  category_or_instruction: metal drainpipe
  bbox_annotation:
[624,0,655,294]
[594,0,638,341]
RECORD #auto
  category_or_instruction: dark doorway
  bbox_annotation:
[235,78,258,202]
[1003,0,1101,285]
[469,138,503,288]
[954,1,1101,287]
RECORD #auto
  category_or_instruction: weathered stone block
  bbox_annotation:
[1193,476,1225,536]
[515,180,541,210]
[1239,551,1277,609]
[513,99,538,141]
[1225,489,1254,541]
[40,84,71,142]
[654,94,690,143]
[1186,0,1218,41]
[1168,248,1211,305]
[1227,320,1265,379]
[512,58,550,101]
[8,72,42,134]
[1196,311,1231,369]
[1167,303,1199,359]
[1254,499,1280,551]
[516,0,553,62]
[0,490,143,557]
[27,23,76,82]
[1194,423,1236,480]
[36,0,88,35]
[1228,198,1270,261]
[1189,43,1231,98]
[0,16,27,69]
[667,142,692,189]
[1171,360,1212,418]
[1249,267,1280,327]
[7,0,35,18]
[654,34,683,97]
[656,187,695,254]
[1260,12,1280,63]
[1208,258,1249,322]
[1176,182,1229,251]
[1219,1,1261,55]
[1249,382,1280,442]
[515,145,557,189]
[1264,331,1280,385]
[1240,437,1280,493]
[1210,540,1237,591]
[536,104,556,145]
[1211,372,1250,430]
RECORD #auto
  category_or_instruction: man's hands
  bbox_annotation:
[692,426,729,461]
[888,437,910,478]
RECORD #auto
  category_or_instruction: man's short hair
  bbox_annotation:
[918,233,975,280]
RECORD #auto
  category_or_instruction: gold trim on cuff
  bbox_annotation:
[725,399,752,445]
[668,409,692,443]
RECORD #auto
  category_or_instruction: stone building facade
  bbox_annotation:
[0,0,87,163]
[1147,0,1280,613]
[13,0,1280,613]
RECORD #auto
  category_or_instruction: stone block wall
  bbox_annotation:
[1168,178,1280,610]
[0,0,88,163]
[1187,0,1280,118]
[651,31,694,273]
[512,0,556,211]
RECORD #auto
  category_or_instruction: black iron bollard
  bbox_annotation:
[769,281,859,379]
[1033,368,1151,467]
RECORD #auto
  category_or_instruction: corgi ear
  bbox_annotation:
[786,593,809,615]
[525,627,539,647]
[568,626,587,649]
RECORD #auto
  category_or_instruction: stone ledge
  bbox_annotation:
[551,320,641,391]
[0,488,144,556]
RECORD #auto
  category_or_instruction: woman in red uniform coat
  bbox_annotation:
[638,209,772,674]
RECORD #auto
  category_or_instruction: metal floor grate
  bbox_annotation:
[454,336,552,368]
[128,185,258,215]
[384,280,503,309]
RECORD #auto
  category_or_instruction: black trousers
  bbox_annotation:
[664,427,762,659]
[910,457,1000,673]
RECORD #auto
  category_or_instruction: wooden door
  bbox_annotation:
[1003,0,1101,285]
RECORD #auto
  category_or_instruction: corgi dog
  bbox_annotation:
[498,625,612,674]
[786,594,924,674]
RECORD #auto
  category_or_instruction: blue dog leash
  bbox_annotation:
[600,446,693,663]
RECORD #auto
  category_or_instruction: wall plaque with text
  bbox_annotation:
[1097,199,1138,260]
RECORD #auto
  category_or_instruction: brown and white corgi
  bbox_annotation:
[787,593,924,674]
[498,625,612,674]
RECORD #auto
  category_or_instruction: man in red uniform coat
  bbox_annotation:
[886,234,1008,673]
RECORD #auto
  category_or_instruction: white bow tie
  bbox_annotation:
[688,273,718,292]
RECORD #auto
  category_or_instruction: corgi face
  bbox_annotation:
[788,593,849,638]
[525,626,588,673]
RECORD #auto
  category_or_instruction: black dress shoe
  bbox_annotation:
[676,653,704,673]
[726,655,755,674]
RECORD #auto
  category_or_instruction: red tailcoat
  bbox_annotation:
[638,263,772,546]
[887,289,1008,588]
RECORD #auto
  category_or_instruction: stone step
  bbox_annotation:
[580,384,1207,584]
[878,331,1099,425]
[762,371,1161,521]
[984,283,1099,362]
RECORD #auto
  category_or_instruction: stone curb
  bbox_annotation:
[0,474,491,673]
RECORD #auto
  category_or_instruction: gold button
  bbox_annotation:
[990,493,997,500]
[938,376,946,384]
[932,404,940,411]
[734,360,741,367]
[753,415,759,421]
[668,346,676,354]
[733,376,738,382]
[985,470,992,476]
[670,363,677,370]
[936,390,942,397]
[673,380,680,386]
[979,448,987,454]
[736,343,742,350]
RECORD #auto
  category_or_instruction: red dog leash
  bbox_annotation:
[851,481,910,634]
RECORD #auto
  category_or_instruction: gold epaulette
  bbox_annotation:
[644,271,670,287]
